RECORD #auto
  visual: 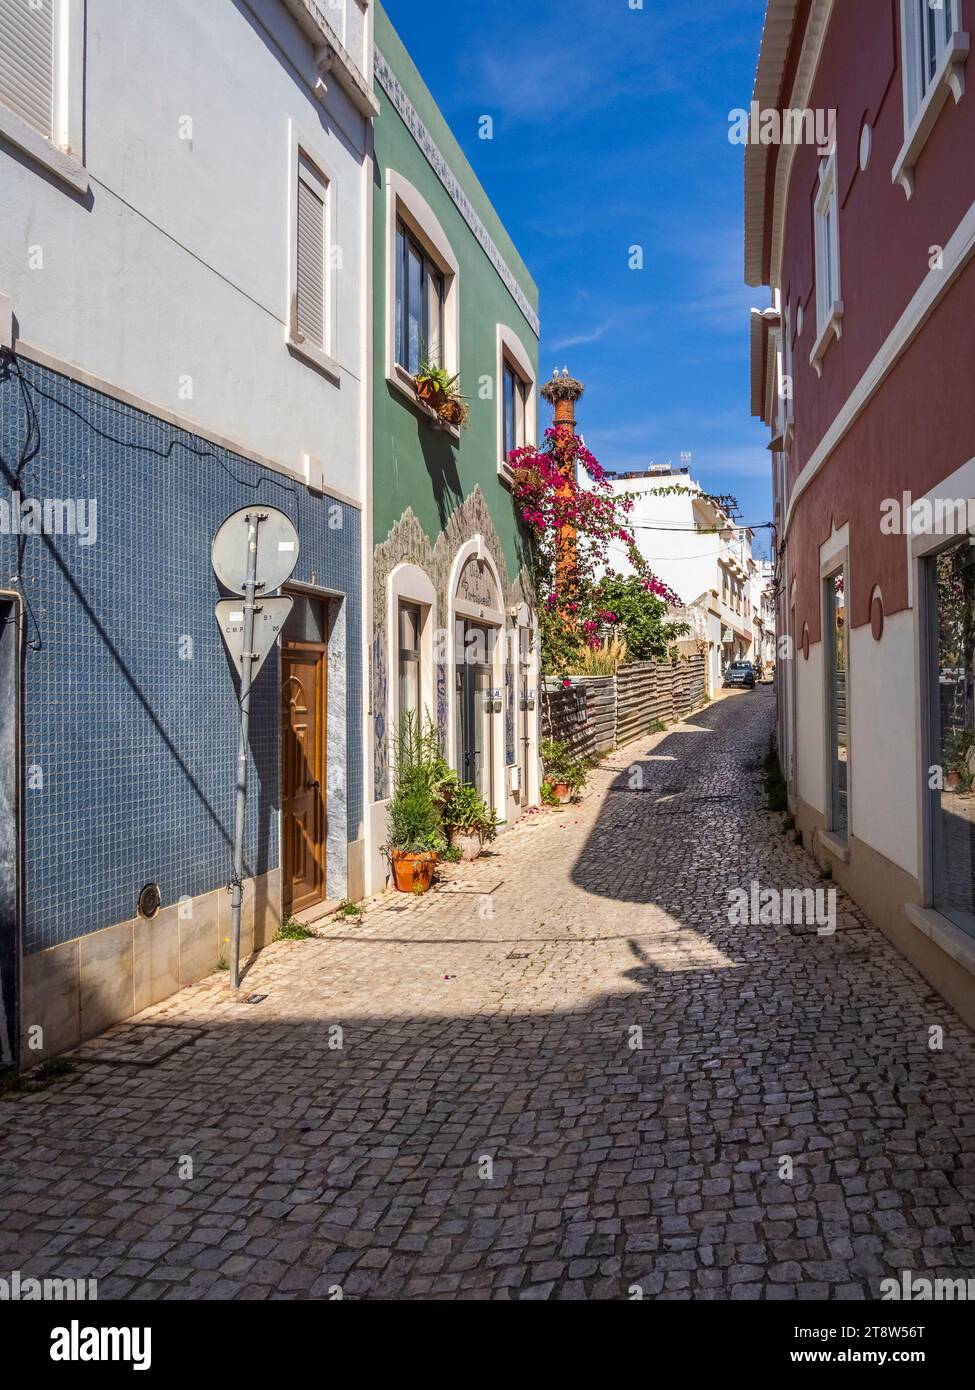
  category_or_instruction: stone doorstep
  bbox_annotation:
[291,899,344,928]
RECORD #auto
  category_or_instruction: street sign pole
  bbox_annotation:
[229,510,264,990]
[211,503,299,993]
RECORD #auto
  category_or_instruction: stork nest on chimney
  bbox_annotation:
[541,372,585,405]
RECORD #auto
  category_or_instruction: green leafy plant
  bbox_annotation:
[413,360,469,428]
[385,712,449,856]
[589,574,689,663]
[276,918,315,941]
[414,359,457,396]
[442,781,498,843]
[943,727,975,791]
[541,737,588,797]
[337,900,363,919]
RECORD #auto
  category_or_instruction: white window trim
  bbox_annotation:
[384,169,461,437]
[810,151,843,378]
[278,0,379,119]
[894,0,969,200]
[0,0,87,194]
[509,600,540,808]
[286,119,340,382]
[496,324,536,486]
[387,563,437,741]
[446,537,507,818]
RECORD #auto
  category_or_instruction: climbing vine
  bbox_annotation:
[508,426,686,675]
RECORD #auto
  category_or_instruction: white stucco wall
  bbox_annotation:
[848,613,919,875]
[796,642,825,814]
[601,477,724,607]
[0,0,371,502]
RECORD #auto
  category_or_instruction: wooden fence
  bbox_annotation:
[542,654,708,761]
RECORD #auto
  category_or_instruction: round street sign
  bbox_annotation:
[211,506,300,596]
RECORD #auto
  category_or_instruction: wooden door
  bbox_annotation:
[281,643,327,914]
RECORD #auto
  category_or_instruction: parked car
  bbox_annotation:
[723,661,756,690]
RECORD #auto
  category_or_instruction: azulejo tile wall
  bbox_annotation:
[0,357,362,955]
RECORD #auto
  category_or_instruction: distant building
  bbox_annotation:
[600,465,761,692]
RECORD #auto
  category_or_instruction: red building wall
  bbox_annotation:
[776,0,975,643]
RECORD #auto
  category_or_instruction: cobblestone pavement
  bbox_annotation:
[2,688,974,1300]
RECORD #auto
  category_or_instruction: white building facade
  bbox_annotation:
[601,466,762,693]
[0,0,377,1063]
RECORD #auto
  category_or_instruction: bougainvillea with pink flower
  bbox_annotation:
[508,426,687,674]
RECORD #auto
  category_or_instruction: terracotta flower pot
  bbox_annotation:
[450,830,482,862]
[415,379,446,411]
[548,780,572,805]
[391,850,437,893]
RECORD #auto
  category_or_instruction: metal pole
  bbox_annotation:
[229,511,265,990]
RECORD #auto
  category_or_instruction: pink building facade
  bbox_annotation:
[747,0,975,1025]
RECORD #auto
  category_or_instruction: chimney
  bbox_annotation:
[540,368,586,626]
[540,366,585,431]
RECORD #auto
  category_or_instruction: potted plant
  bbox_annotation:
[413,360,457,412]
[541,738,586,805]
[943,727,975,792]
[385,713,448,892]
[437,394,470,430]
[442,782,498,861]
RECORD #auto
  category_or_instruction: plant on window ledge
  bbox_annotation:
[437,395,470,430]
[413,360,469,430]
[413,360,455,409]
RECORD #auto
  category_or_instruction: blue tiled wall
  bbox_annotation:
[0,357,362,954]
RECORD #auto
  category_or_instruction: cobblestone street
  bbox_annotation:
[2,688,974,1300]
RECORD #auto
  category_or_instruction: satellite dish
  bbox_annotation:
[211,506,300,596]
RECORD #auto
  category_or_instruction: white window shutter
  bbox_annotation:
[296,163,326,349]
[0,0,54,139]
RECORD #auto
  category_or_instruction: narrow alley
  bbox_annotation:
[2,689,973,1300]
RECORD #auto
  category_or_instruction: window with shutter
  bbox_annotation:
[296,157,327,350]
[0,0,54,139]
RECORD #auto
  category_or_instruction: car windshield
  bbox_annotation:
[729,663,750,671]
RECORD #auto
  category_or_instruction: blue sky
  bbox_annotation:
[383,0,773,559]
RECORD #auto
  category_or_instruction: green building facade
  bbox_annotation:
[365,7,542,889]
